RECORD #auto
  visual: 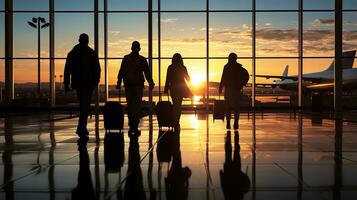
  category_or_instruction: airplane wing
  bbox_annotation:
[255,75,329,83]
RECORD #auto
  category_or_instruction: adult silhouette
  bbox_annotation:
[220,131,250,200]
[117,41,155,136]
[164,53,192,129]
[72,138,96,200]
[219,53,249,129]
[124,135,146,200]
[165,130,192,200]
[64,33,101,137]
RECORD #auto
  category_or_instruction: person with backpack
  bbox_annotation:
[219,53,249,130]
[164,53,192,129]
[64,33,101,138]
[117,41,155,136]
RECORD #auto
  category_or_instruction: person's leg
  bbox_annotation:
[172,96,183,126]
[125,87,134,132]
[76,88,93,136]
[233,92,241,129]
[132,87,143,132]
[224,89,232,129]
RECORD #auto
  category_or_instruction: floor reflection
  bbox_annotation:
[0,112,356,199]
[220,131,250,200]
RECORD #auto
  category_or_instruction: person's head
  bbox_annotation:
[172,53,184,66]
[78,33,89,46]
[131,41,141,53]
[228,53,238,63]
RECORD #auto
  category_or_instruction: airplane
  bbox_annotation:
[256,50,357,92]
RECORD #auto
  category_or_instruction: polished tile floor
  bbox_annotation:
[0,112,357,200]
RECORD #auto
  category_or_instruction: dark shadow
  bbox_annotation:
[220,131,250,200]
[71,138,96,200]
[157,130,174,163]
[124,136,146,200]
[2,117,14,200]
[164,130,192,200]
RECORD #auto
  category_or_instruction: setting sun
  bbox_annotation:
[190,72,205,87]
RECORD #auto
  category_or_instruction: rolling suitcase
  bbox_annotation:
[103,92,124,131]
[156,95,175,128]
[213,96,225,121]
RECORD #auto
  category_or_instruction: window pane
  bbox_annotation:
[210,12,252,57]
[14,13,49,58]
[108,13,148,58]
[108,0,147,11]
[304,0,333,10]
[0,0,3,10]
[256,59,298,107]
[210,0,251,10]
[303,12,334,57]
[107,59,122,101]
[0,13,3,58]
[55,13,94,58]
[256,12,298,57]
[14,0,49,11]
[161,13,206,58]
[161,0,205,11]
[344,0,357,10]
[257,0,297,10]
[343,12,357,53]
[14,59,50,100]
[55,0,93,11]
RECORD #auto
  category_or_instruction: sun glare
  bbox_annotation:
[190,72,205,87]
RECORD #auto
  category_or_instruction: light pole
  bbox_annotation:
[27,17,50,99]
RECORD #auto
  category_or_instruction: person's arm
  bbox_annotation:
[142,57,155,89]
[64,52,73,92]
[219,65,227,94]
[164,66,171,93]
[117,57,126,88]
[184,66,191,82]
[93,53,101,85]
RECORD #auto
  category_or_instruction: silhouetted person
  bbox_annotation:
[117,41,155,136]
[72,138,96,200]
[165,130,192,200]
[220,131,250,200]
[164,53,192,129]
[64,33,101,137]
[124,136,146,200]
[219,53,249,129]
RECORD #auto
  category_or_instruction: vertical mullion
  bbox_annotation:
[206,0,209,110]
[158,0,161,101]
[298,0,303,108]
[94,0,100,120]
[5,0,14,101]
[149,0,153,103]
[49,0,55,107]
[252,0,256,108]
[334,0,342,112]
[104,0,108,101]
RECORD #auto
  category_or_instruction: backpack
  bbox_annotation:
[240,66,249,86]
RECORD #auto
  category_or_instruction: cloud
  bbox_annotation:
[312,18,335,26]
[161,18,178,23]
[111,31,121,36]
[265,23,272,26]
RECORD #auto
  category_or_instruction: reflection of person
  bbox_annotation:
[219,53,248,130]
[164,53,192,129]
[220,131,250,200]
[124,136,146,200]
[117,41,155,136]
[72,138,96,200]
[64,33,101,137]
[165,130,192,200]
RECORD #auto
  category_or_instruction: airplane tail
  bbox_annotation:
[325,50,356,71]
[282,65,289,76]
